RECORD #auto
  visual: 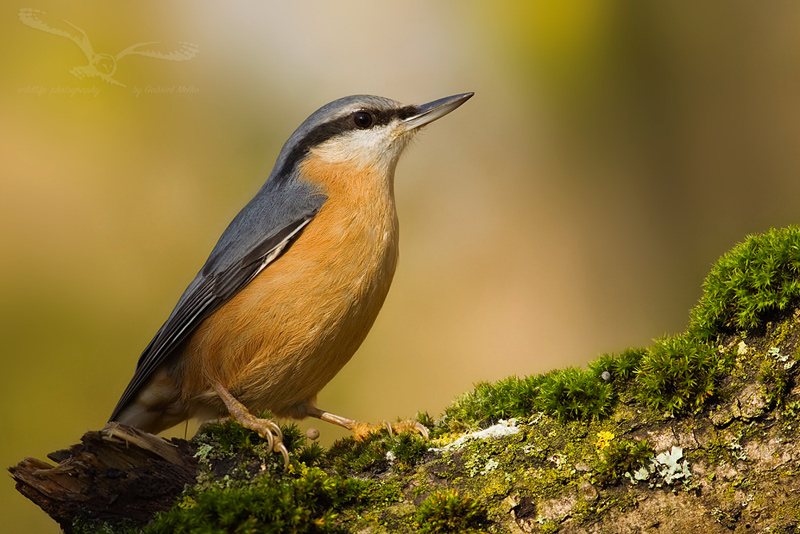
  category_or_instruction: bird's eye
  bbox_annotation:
[353,111,374,129]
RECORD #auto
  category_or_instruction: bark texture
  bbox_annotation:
[10,423,196,532]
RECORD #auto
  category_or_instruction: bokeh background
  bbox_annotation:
[4,1,800,531]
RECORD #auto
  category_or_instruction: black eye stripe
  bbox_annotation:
[350,106,416,129]
[274,104,418,183]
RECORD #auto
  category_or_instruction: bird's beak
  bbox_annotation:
[402,92,474,131]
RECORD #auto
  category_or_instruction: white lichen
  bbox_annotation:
[625,446,691,488]
[194,443,214,460]
[431,419,520,452]
[768,346,796,371]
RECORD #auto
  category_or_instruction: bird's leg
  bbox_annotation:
[211,382,289,469]
[306,407,429,441]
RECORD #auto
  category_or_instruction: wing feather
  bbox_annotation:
[109,182,324,421]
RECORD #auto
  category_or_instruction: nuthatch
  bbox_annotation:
[109,92,473,464]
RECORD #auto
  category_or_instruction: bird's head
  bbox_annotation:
[270,93,473,190]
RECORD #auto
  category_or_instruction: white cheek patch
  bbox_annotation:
[310,122,410,171]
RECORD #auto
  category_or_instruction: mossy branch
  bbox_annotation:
[11,226,800,533]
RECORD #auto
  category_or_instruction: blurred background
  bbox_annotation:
[4,1,800,530]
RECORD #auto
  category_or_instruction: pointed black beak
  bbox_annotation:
[402,92,474,131]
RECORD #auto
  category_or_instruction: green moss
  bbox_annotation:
[594,438,654,486]
[388,432,429,471]
[635,335,721,415]
[191,419,319,482]
[296,442,326,467]
[437,366,617,435]
[438,333,723,434]
[537,366,615,422]
[759,356,792,408]
[690,226,800,340]
[588,348,647,383]
[144,467,373,534]
[436,347,654,436]
[72,518,141,534]
[363,479,404,507]
[327,433,390,474]
[195,418,270,456]
[414,490,487,534]
[436,375,545,434]
[325,430,428,475]
[196,417,304,457]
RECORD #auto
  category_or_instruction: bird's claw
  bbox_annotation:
[212,382,289,470]
[273,441,290,471]
[230,412,289,470]
[389,419,430,439]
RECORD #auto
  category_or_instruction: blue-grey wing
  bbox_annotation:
[109,179,326,421]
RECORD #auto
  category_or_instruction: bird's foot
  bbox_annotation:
[212,382,289,469]
[307,407,429,441]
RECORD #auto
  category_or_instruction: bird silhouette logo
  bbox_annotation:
[19,8,198,87]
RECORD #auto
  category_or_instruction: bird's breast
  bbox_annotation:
[179,158,400,416]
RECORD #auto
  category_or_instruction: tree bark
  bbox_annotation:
[10,423,196,532]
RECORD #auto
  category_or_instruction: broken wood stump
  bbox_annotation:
[9,423,197,531]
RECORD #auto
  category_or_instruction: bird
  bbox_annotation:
[108,92,474,465]
[18,8,198,87]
